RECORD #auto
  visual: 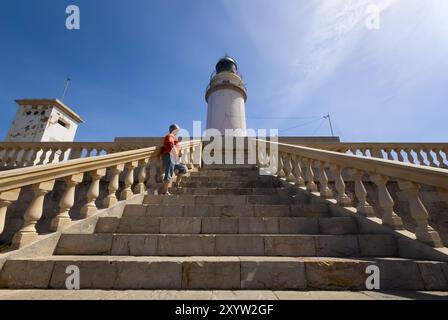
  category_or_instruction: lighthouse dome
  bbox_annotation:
[215,56,238,74]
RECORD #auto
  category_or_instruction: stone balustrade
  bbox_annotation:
[256,139,448,248]
[290,142,448,169]
[0,140,202,248]
[0,141,156,170]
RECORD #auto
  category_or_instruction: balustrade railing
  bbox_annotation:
[290,142,448,169]
[256,139,448,248]
[0,142,156,170]
[0,140,202,248]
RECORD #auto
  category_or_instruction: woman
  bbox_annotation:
[161,123,188,195]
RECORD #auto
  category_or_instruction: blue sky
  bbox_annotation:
[1,0,447,142]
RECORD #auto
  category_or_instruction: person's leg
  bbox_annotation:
[173,163,187,188]
[162,155,174,194]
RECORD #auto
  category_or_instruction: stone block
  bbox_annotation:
[158,235,215,256]
[182,259,240,289]
[95,217,120,233]
[238,218,279,234]
[111,235,158,256]
[202,218,238,234]
[315,235,359,257]
[358,235,397,257]
[160,217,201,234]
[0,259,54,289]
[279,218,318,234]
[264,235,315,256]
[215,235,264,255]
[56,234,113,255]
[319,217,358,234]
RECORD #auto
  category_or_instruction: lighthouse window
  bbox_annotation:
[57,119,68,128]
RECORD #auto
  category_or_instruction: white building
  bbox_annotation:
[5,99,83,142]
[205,56,247,136]
[4,99,83,165]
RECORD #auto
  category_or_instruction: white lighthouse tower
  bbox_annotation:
[205,56,247,136]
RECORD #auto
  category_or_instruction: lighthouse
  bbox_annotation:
[205,56,247,136]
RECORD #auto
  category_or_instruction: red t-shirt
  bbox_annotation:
[163,133,178,155]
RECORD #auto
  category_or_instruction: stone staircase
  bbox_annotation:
[1,165,447,291]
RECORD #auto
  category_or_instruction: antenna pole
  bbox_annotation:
[61,77,71,102]
[323,113,334,137]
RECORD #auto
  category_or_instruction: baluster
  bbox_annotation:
[51,173,84,231]
[292,156,305,187]
[47,148,58,164]
[277,153,286,178]
[416,149,425,166]
[404,148,415,164]
[284,154,295,182]
[134,159,149,194]
[317,161,332,198]
[385,149,394,161]
[16,148,29,167]
[37,148,48,165]
[12,180,55,247]
[350,169,374,216]
[58,147,68,162]
[371,174,403,229]
[120,161,138,200]
[371,148,383,158]
[69,147,83,160]
[331,164,351,206]
[6,149,19,168]
[80,169,106,217]
[396,149,405,162]
[435,148,448,169]
[146,157,160,193]
[424,149,437,167]
[0,189,21,234]
[103,164,124,207]
[397,181,443,247]
[20,148,33,167]
[304,158,317,192]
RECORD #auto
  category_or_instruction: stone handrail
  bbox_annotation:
[256,139,448,248]
[287,142,448,169]
[0,140,202,248]
[0,141,158,170]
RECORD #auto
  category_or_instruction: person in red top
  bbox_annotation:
[161,123,188,195]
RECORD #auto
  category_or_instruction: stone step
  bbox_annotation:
[189,170,261,177]
[123,204,331,218]
[143,194,310,206]
[96,216,363,235]
[185,175,276,182]
[182,181,282,188]
[172,187,295,196]
[54,234,398,258]
[2,256,446,290]
[200,164,258,171]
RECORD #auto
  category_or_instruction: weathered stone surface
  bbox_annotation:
[114,261,182,289]
[319,217,358,234]
[56,234,113,255]
[117,217,160,233]
[148,205,183,217]
[159,217,201,234]
[305,259,369,290]
[123,204,146,217]
[315,235,359,257]
[376,259,425,290]
[202,218,238,234]
[416,262,448,290]
[253,205,290,217]
[158,235,215,256]
[0,259,54,289]
[279,218,318,234]
[238,218,279,234]
[95,217,120,233]
[111,235,158,256]
[264,236,316,256]
[182,259,240,289]
[358,235,397,257]
[240,258,306,289]
[215,235,264,255]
